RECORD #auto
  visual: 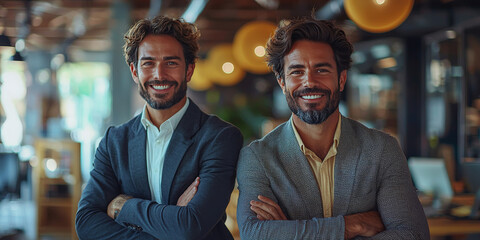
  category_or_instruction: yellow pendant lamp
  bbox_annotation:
[233,21,277,74]
[344,0,414,33]
[207,44,245,86]
[188,60,213,91]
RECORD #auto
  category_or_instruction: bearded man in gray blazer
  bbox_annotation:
[236,17,429,240]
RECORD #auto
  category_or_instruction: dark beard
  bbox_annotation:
[285,85,340,125]
[138,79,187,110]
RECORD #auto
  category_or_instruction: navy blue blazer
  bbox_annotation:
[76,100,243,240]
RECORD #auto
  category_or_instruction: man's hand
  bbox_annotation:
[250,195,287,220]
[177,177,200,206]
[107,194,133,219]
[344,211,385,239]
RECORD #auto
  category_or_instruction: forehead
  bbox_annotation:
[138,34,184,59]
[284,40,336,67]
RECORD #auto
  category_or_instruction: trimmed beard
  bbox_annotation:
[138,78,187,110]
[285,83,340,125]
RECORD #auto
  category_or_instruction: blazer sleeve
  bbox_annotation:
[75,127,157,240]
[371,136,430,239]
[114,125,243,240]
[236,146,346,240]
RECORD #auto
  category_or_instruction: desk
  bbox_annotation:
[428,218,480,236]
[427,195,480,237]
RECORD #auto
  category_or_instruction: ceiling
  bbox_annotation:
[0,0,325,56]
[1,0,480,60]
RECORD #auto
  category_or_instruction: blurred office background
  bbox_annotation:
[1,0,480,239]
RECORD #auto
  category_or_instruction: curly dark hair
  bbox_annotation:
[123,16,200,68]
[266,17,353,81]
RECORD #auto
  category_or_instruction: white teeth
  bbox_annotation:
[152,85,170,90]
[301,95,322,100]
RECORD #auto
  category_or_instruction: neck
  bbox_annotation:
[292,110,339,159]
[146,97,187,128]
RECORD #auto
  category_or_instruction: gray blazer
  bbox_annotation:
[237,116,429,239]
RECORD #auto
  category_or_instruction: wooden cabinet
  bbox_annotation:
[33,139,81,240]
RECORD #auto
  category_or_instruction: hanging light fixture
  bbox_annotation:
[207,44,245,87]
[232,21,277,74]
[10,39,25,61]
[10,51,24,61]
[344,0,414,33]
[0,30,13,47]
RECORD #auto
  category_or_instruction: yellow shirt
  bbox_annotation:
[291,115,341,218]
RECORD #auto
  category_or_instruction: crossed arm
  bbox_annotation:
[76,126,243,240]
[250,195,385,239]
[107,177,200,219]
[236,137,429,240]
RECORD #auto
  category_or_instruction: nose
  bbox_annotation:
[152,65,163,80]
[302,69,315,88]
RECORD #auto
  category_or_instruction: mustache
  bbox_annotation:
[143,80,178,88]
[292,87,330,98]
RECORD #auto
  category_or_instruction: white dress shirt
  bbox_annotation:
[140,99,190,203]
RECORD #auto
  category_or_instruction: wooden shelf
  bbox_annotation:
[38,198,72,207]
[34,138,81,240]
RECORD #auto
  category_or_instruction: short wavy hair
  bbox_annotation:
[123,16,200,68]
[266,17,353,80]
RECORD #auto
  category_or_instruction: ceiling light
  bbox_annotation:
[10,51,25,61]
[0,31,12,47]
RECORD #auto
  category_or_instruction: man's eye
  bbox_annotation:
[166,61,178,66]
[290,70,303,75]
[317,68,330,73]
[142,62,153,66]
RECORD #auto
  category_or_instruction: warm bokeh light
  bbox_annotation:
[222,62,235,74]
[45,158,58,172]
[377,57,397,69]
[344,0,414,33]
[207,44,245,86]
[254,46,266,57]
[233,20,276,74]
[188,60,213,91]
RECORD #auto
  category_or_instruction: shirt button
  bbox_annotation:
[156,139,161,144]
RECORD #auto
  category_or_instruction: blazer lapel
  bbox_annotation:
[161,100,200,204]
[128,116,151,200]
[333,116,361,216]
[277,118,324,218]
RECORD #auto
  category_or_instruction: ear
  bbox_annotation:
[277,76,286,94]
[130,63,139,84]
[339,70,347,92]
[186,63,195,82]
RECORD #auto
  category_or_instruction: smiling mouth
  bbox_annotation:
[300,94,324,100]
[151,84,171,90]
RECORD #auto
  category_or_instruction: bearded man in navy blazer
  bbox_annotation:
[75,16,243,240]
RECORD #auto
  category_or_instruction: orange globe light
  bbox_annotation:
[207,44,245,87]
[188,60,213,91]
[233,21,277,74]
[344,0,414,33]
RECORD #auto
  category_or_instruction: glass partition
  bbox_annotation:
[348,38,405,139]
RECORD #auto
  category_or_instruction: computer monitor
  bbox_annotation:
[461,161,480,218]
[408,157,454,209]
[0,152,21,200]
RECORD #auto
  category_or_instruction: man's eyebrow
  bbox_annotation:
[287,64,305,70]
[139,56,155,61]
[163,56,182,61]
[314,62,333,68]
[139,56,182,61]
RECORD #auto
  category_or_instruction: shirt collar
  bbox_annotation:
[140,98,190,132]
[291,114,342,155]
